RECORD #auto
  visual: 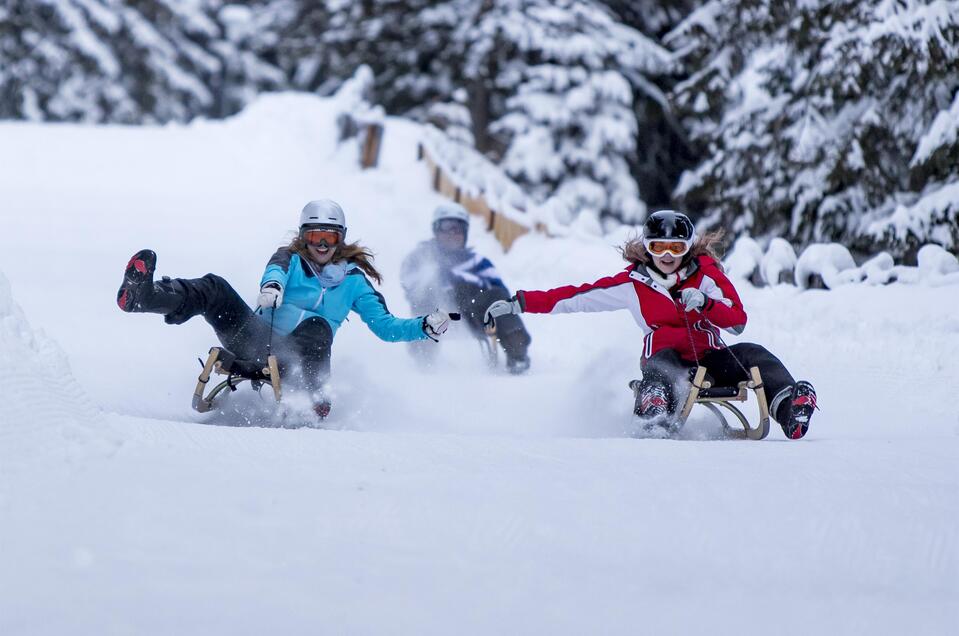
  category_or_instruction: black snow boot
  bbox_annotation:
[313,398,332,420]
[780,380,817,440]
[632,377,676,435]
[116,249,184,315]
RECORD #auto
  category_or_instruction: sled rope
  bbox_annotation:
[715,331,752,379]
[677,297,751,379]
[266,300,276,357]
[678,301,699,362]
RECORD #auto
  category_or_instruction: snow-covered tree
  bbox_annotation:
[668,0,959,258]
[456,0,676,228]
[599,0,702,38]
[280,0,681,228]
[277,0,463,113]
[0,0,286,123]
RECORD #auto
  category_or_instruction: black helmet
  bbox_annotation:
[643,210,695,242]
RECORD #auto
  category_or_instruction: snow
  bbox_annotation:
[1,93,957,634]
[759,237,797,286]
[0,270,113,467]
[869,180,959,251]
[794,242,858,289]
[722,235,763,281]
[917,243,959,286]
[912,90,959,167]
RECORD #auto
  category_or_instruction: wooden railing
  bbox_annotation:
[418,143,548,251]
[359,123,383,169]
[337,112,384,169]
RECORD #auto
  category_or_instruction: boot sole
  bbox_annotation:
[117,249,157,312]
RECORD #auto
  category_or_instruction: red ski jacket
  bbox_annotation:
[516,255,747,363]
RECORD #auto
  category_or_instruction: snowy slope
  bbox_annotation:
[1,94,956,635]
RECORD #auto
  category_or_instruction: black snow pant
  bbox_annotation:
[408,282,531,362]
[641,343,797,424]
[162,274,333,393]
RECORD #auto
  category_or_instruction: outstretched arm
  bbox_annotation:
[517,269,636,314]
[485,269,638,327]
[351,273,430,342]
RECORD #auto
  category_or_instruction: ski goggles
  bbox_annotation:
[434,219,467,234]
[302,227,343,247]
[644,239,692,256]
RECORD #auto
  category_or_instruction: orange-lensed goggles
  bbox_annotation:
[302,228,343,246]
[644,239,691,256]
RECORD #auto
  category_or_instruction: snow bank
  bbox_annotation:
[858,251,896,285]
[723,235,763,280]
[729,236,958,290]
[794,243,857,289]
[759,237,797,285]
[917,243,959,285]
[0,270,111,463]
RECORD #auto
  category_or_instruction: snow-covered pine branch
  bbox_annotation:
[668,0,959,259]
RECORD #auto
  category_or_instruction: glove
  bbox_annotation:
[423,310,451,341]
[680,288,706,313]
[257,282,283,310]
[483,298,521,327]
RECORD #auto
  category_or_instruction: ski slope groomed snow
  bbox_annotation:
[1,94,957,635]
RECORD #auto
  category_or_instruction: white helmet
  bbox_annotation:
[300,199,347,236]
[432,202,470,230]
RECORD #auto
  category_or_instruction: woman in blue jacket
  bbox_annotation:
[117,199,451,418]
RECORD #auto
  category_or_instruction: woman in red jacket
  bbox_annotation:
[484,210,817,439]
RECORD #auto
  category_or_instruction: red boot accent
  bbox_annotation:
[126,255,147,274]
[313,401,332,419]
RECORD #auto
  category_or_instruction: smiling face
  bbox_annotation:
[651,251,684,274]
[306,241,336,265]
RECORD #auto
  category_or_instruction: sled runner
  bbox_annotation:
[630,365,770,440]
[192,347,282,413]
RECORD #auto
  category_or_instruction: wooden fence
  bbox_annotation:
[338,112,384,169]
[359,123,383,169]
[418,143,547,252]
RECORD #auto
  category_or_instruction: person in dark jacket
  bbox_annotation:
[485,210,817,438]
[117,199,451,418]
[401,202,531,374]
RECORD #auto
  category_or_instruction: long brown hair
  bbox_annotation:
[288,236,384,284]
[620,229,727,269]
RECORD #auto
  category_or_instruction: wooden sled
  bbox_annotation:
[678,366,770,440]
[192,347,282,413]
[630,365,770,440]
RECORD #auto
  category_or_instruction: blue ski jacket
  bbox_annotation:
[259,247,428,342]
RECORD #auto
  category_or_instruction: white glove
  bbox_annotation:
[257,283,283,310]
[483,298,521,327]
[423,310,451,341]
[680,288,706,312]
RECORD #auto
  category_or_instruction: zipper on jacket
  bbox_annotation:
[312,286,327,311]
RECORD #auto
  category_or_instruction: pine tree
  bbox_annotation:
[277,0,462,113]
[456,0,675,229]
[668,0,959,257]
[0,0,286,123]
[599,0,701,38]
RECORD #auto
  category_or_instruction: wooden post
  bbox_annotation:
[360,123,384,169]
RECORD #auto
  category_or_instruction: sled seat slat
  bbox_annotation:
[192,346,281,413]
